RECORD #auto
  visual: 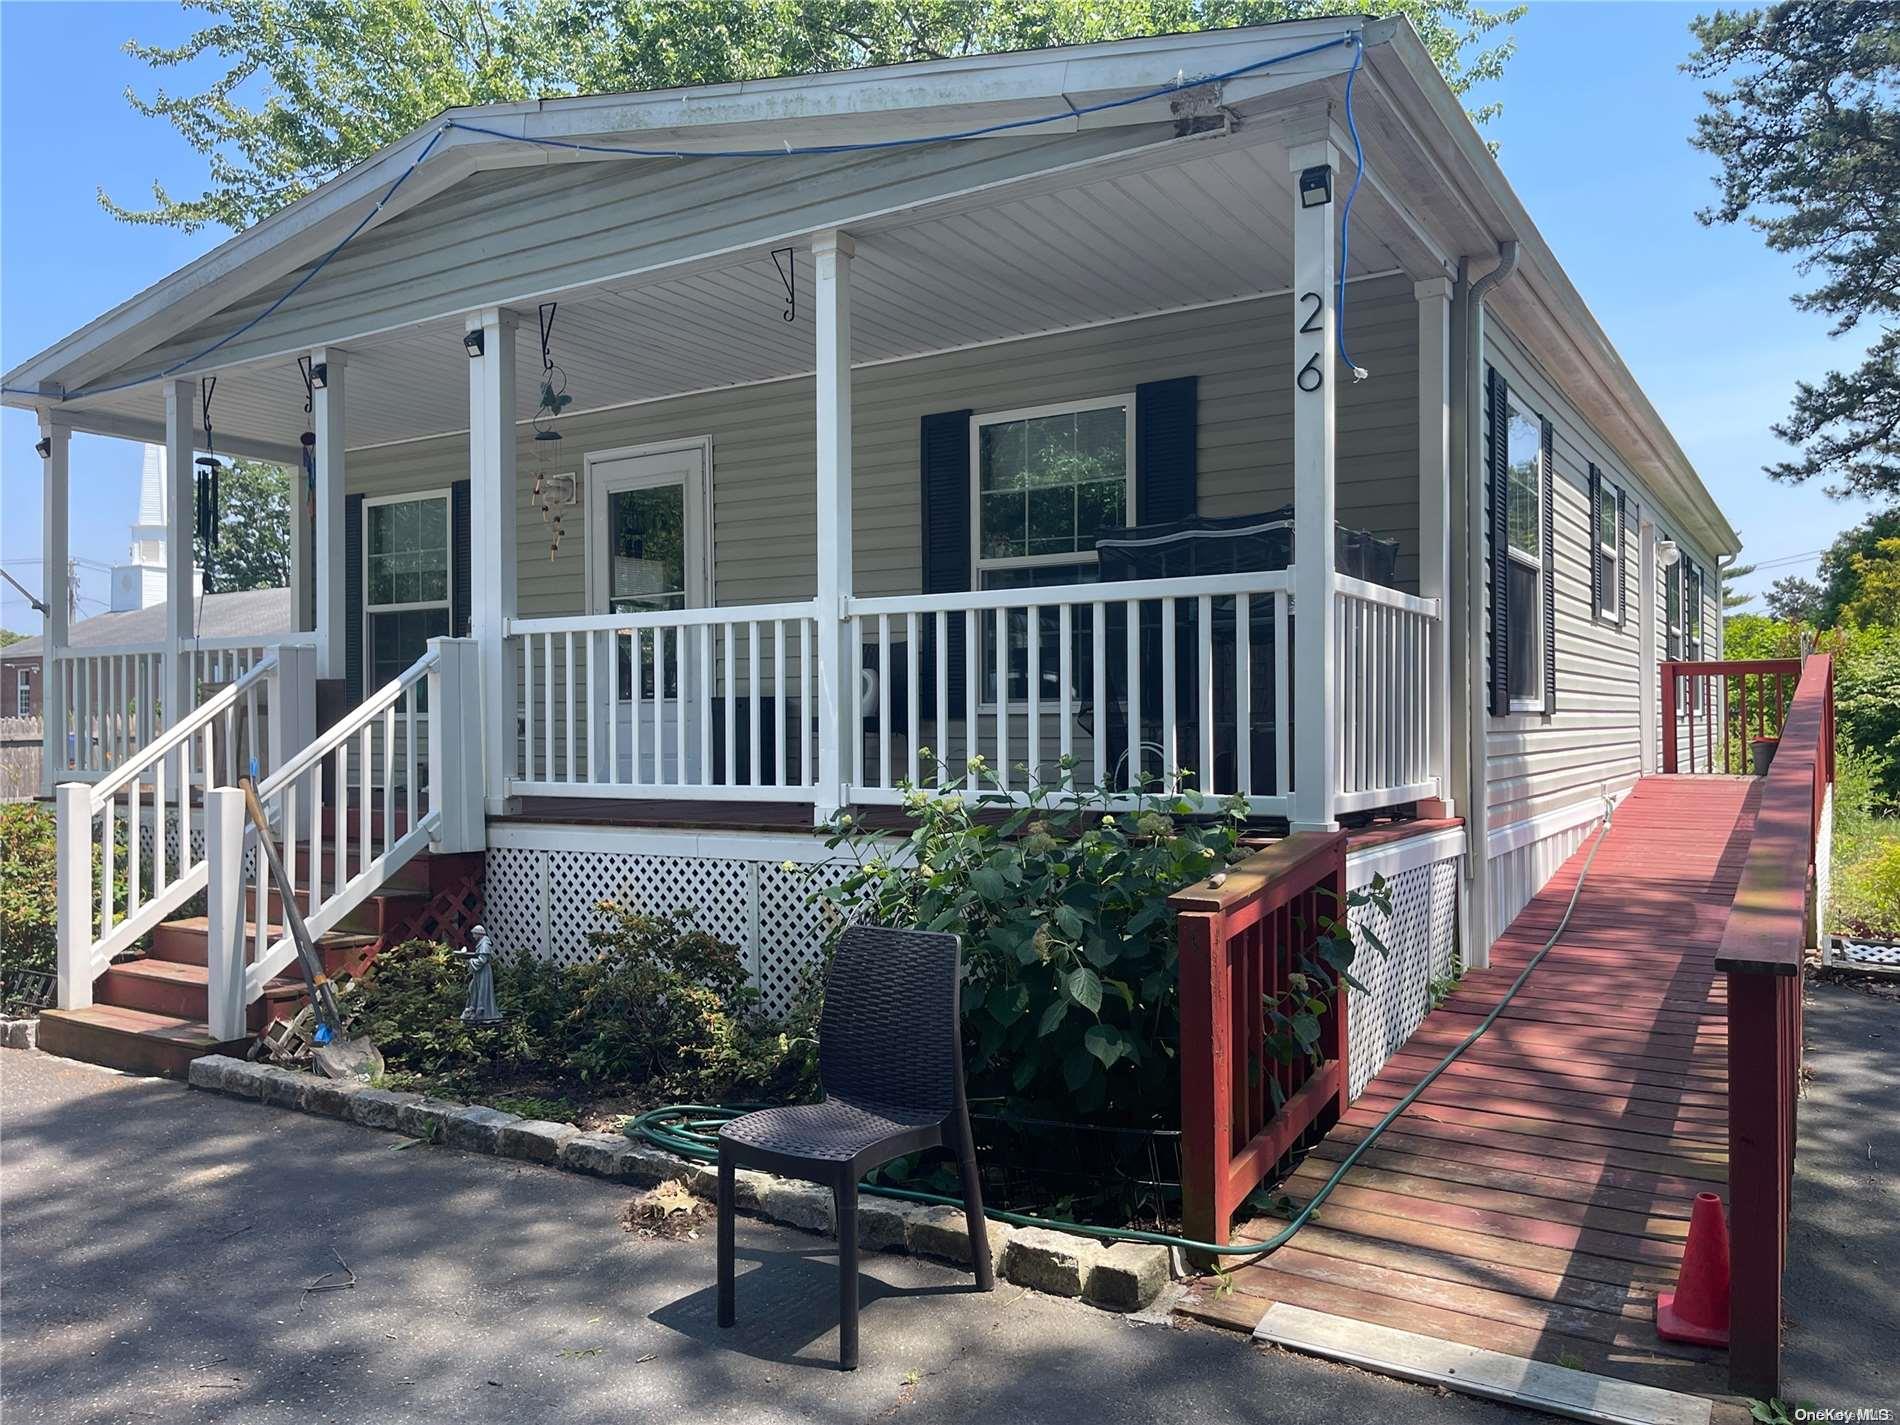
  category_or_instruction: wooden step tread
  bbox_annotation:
[107,957,315,990]
[39,1004,220,1044]
[156,915,380,947]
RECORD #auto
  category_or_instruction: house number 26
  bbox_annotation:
[1296,291,1325,392]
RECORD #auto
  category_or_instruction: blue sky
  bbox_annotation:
[0,0,1881,635]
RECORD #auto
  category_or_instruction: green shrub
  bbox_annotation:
[1834,837,1900,939]
[1830,622,1900,812]
[558,904,803,1096]
[0,804,58,990]
[815,757,1384,1127]
[1,803,128,1010]
[346,910,811,1103]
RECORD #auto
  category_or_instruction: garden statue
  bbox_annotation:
[459,925,505,1026]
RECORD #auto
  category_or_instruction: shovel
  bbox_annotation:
[237,773,384,1082]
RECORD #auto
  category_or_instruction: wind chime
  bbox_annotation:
[532,301,573,561]
[297,355,318,527]
[194,376,223,594]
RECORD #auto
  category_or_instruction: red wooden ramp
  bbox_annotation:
[1179,776,1761,1402]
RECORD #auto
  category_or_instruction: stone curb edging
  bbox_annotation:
[185,1055,1172,1313]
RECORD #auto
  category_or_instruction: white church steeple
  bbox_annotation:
[111,444,179,612]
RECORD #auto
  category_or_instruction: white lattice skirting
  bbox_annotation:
[1344,828,1465,1100]
[483,823,1467,1082]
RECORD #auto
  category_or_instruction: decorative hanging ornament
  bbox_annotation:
[533,302,573,562]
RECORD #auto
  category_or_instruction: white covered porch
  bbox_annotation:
[23,25,1466,836]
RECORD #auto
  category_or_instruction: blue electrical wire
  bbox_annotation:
[1337,34,1368,380]
[9,126,450,403]
[12,29,1368,404]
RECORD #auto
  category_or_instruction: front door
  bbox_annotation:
[586,442,709,783]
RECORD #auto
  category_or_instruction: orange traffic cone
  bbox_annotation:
[1657,1191,1730,1347]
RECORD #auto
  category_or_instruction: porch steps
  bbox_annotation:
[41,846,482,1080]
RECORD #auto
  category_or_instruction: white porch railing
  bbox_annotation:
[54,643,318,1012]
[1333,575,1439,814]
[47,634,318,782]
[497,568,1441,822]
[844,571,1295,815]
[201,639,481,1038]
[504,603,823,802]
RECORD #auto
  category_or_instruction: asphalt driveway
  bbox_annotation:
[0,1049,1540,1424]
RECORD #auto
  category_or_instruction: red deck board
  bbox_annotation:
[1185,776,1760,1402]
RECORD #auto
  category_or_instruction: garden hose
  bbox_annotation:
[631,803,1615,1261]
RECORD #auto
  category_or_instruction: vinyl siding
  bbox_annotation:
[346,275,1424,614]
[1480,318,1726,938]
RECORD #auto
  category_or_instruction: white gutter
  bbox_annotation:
[1458,240,1519,973]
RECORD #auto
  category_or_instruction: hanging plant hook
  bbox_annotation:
[771,247,796,322]
[538,301,559,373]
[297,354,314,415]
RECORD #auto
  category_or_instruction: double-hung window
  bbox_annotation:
[363,492,451,692]
[1683,561,1704,661]
[972,395,1133,702]
[14,669,29,717]
[1503,400,1545,710]
[1594,477,1621,622]
[1666,549,1683,660]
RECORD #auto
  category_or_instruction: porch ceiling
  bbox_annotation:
[48,125,1410,458]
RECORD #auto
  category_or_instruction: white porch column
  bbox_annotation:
[162,380,197,724]
[312,349,348,679]
[37,413,69,793]
[468,309,518,817]
[1416,275,1455,816]
[1289,132,1340,832]
[812,230,855,824]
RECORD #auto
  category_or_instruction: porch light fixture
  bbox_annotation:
[1299,164,1333,209]
[34,436,51,459]
[309,361,329,390]
[462,329,485,358]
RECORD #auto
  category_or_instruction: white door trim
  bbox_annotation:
[583,436,712,614]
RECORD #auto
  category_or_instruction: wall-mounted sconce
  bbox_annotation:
[1299,164,1333,209]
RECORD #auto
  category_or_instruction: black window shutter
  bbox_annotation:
[1541,419,1557,714]
[1486,366,1510,717]
[450,479,472,638]
[1615,486,1628,627]
[1587,463,1603,620]
[344,492,365,705]
[1135,376,1197,523]
[920,409,973,712]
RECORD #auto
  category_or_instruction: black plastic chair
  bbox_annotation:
[715,924,993,1370]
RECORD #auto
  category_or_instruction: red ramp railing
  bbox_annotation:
[1710,653,1833,1398]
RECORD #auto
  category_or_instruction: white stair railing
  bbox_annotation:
[202,637,482,1040]
[54,643,317,1013]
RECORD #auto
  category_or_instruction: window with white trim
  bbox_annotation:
[1666,549,1683,660]
[1595,479,1621,621]
[14,669,29,717]
[972,395,1133,701]
[1504,400,1544,709]
[363,492,451,691]
[1684,560,1705,660]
